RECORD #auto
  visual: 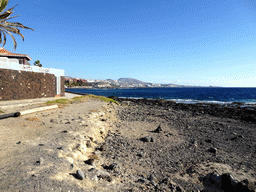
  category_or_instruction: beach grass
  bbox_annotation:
[44,94,118,106]
[0,110,4,113]
[46,99,73,105]
[72,96,86,101]
[84,94,118,104]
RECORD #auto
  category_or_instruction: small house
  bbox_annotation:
[0,47,31,65]
[0,48,65,101]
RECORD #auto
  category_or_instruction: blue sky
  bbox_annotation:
[3,0,256,87]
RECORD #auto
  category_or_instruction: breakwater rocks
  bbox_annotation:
[98,96,256,191]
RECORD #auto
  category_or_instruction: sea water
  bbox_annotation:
[66,87,256,105]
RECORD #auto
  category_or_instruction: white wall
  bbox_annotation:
[0,57,64,77]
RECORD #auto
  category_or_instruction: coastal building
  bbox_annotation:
[0,48,65,101]
[0,47,32,65]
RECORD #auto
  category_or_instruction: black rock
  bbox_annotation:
[150,137,155,142]
[50,119,58,124]
[103,163,119,170]
[61,130,68,133]
[140,136,151,142]
[208,147,217,154]
[153,124,163,133]
[85,158,95,166]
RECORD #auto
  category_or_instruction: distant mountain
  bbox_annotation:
[118,78,147,84]
[105,79,115,82]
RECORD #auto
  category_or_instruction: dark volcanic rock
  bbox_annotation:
[153,124,163,133]
[208,147,217,154]
[139,136,151,142]
[104,96,256,191]
[102,163,119,171]
[201,172,256,192]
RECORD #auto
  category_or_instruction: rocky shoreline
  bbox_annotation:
[0,96,256,191]
[109,96,256,124]
[97,97,256,191]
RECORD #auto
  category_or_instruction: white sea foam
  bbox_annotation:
[118,97,256,106]
[167,99,233,105]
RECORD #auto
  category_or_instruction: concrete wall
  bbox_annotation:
[0,68,60,101]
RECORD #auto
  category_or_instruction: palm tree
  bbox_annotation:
[34,60,42,67]
[0,0,34,50]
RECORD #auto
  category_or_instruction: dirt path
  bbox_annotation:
[0,98,119,192]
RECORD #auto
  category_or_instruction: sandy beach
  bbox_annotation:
[0,96,256,191]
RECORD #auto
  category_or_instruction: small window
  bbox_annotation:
[18,59,23,64]
[25,60,30,66]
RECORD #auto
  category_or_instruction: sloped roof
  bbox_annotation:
[0,47,32,60]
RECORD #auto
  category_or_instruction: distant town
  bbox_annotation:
[65,77,211,89]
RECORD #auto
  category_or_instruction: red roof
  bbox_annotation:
[0,47,32,60]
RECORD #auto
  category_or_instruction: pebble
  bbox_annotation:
[91,175,98,182]
[76,170,85,180]
[85,158,95,166]
[76,143,87,154]
[140,136,151,142]
[150,137,155,142]
[103,163,119,170]
[35,157,43,166]
[96,170,110,179]
[205,139,212,143]
[50,119,58,124]
[208,147,217,154]
[153,124,163,133]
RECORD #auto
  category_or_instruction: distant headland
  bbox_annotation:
[65,77,218,89]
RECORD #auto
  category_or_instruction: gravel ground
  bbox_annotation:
[97,98,256,191]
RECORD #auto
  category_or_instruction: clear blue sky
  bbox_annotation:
[3,0,256,87]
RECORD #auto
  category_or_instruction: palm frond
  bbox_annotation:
[2,26,24,41]
[1,25,20,34]
[0,14,19,23]
[4,29,17,49]
[0,30,7,46]
[0,0,9,13]
[0,4,17,20]
[0,2,33,50]
[4,21,34,31]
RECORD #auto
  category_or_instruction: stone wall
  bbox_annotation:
[60,76,65,96]
[0,68,64,101]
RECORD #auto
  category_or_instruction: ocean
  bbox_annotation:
[65,87,256,105]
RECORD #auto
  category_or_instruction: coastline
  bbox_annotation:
[0,95,256,191]
[109,97,256,124]
[65,87,256,106]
